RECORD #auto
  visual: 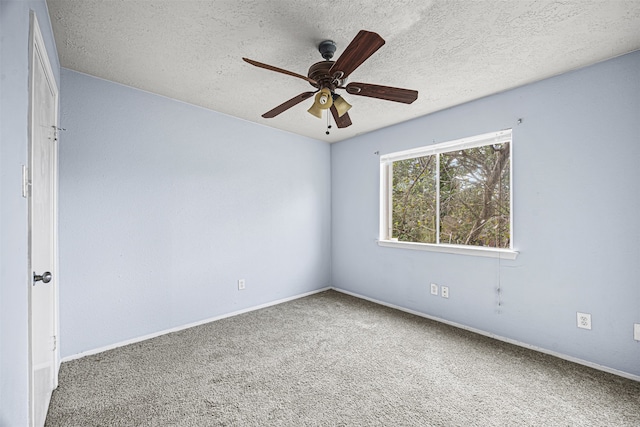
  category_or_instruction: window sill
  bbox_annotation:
[377,240,519,259]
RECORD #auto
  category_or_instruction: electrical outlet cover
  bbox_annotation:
[577,312,591,330]
[634,324,640,341]
[441,286,449,298]
[430,283,438,296]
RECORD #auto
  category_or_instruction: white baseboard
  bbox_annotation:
[61,287,331,362]
[61,285,640,382]
[332,287,640,383]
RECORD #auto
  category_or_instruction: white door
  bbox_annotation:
[29,12,59,427]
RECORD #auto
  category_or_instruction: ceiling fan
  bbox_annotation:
[243,30,418,132]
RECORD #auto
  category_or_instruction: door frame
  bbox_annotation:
[28,10,60,426]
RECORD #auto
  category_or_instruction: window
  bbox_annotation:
[379,130,517,259]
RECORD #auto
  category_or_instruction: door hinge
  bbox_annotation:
[52,335,57,351]
[52,125,66,142]
[22,165,31,198]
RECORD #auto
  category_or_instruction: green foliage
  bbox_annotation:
[392,156,436,243]
[392,143,510,248]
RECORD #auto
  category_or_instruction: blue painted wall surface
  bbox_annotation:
[0,1,60,425]
[331,51,640,376]
[58,69,331,357]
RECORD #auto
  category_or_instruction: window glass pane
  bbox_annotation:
[392,156,437,243]
[439,143,510,248]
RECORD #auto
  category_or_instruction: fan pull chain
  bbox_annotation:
[326,111,332,135]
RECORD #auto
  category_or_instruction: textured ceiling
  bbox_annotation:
[47,0,640,143]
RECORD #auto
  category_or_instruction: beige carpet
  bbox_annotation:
[46,290,640,426]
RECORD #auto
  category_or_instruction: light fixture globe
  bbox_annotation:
[332,94,352,117]
[315,88,333,109]
[307,88,333,118]
[307,103,323,118]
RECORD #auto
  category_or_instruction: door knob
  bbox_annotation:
[34,271,52,284]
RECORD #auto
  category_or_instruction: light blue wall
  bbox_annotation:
[331,51,640,377]
[0,1,60,425]
[58,69,331,357]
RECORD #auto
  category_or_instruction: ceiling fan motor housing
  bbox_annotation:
[308,61,345,91]
[308,40,345,91]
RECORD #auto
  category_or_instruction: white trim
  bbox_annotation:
[509,129,515,248]
[379,162,393,239]
[380,129,512,163]
[377,239,519,259]
[28,11,60,427]
[435,153,441,242]
[332,287,640,383]
[379,129,514,252]
[61,285,639,382]
[61,287,331,362]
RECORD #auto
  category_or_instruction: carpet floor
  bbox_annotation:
[46,290,640,426]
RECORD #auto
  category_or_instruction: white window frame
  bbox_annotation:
[379,129,518,259]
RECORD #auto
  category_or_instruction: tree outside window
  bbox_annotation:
[385,130,512,250]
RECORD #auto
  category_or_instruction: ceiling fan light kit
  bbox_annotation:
[308,88,334,118]
[307,103,323,119]
[307,89,333,119]
[332,94,352,118]
[243,30,418,133]
[315,88,333,109]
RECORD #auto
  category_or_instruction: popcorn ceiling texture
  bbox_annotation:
[47,0,640,142]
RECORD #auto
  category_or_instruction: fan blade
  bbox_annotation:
[345,82,418,104]
[329,30,385,80]
[262,91,317,118]
[330,105,352,128]
[243,58,317,85]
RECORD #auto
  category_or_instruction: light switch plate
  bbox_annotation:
[430,283,438,296]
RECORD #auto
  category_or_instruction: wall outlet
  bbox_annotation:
[441,286,449,298]
[430,283,438,296]
[634,324,640,341]
[238,279,245,290]
[577,312,591,330]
